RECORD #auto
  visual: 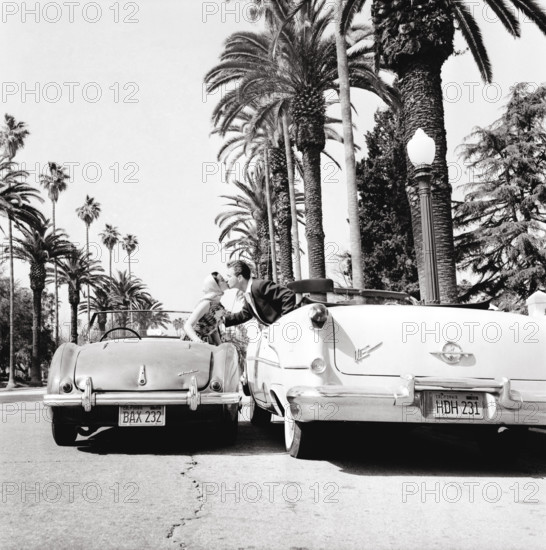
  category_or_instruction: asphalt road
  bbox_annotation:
[1,393,545,550]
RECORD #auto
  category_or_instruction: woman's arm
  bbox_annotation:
[183,301,211,342]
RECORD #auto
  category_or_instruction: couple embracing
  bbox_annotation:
[183,260,297,346]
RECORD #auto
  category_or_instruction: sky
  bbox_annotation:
[1,0,545,335]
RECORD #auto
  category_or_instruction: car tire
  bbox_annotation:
[284,418,315,459]
[52,422,78,446]
[249,396,271,426]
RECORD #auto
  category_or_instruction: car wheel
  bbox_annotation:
[284,417,315,459]
[249,396,271,426]
[52,422,78,446]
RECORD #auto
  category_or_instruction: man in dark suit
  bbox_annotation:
[223,260,297,326]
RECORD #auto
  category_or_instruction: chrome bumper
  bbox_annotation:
[286,375,546,426]
[44,376,241,412]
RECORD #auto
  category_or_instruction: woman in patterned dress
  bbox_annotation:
[183,272,228,344]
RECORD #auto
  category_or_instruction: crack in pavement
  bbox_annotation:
[167,456,206,548]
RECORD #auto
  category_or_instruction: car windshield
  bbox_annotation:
[88,310,191,342]
[330,288,417,306]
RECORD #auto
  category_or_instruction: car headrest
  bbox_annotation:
[287,278,334,294]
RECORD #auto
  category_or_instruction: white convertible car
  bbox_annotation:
[245,279,546,458]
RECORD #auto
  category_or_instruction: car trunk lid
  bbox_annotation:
[331,305,546,380]
[74,339,212,391]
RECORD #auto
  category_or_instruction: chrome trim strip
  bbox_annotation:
[286,383,546,424]
[44,391,240,407]
[256,357,281,368]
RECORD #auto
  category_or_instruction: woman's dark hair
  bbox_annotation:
[226,260,251,280]
[211,271,220,284]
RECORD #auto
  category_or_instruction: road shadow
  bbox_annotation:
[76,419,286,457]
[313,423,546,477]
[75,415,546,478]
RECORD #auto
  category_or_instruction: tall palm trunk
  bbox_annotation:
[98,313,107,334]
[256,218,271,279]
[52,201,59,346]
[6,217,16,389]
[128,252,131,278]
[68,285,80,344]
[282,112,301,280]
[263,147,278,283]
[29,264,45,386]
[301,145,326,279]
[334,0,364,289]
[399,59,457,302]
[108,248,113,281]
[270,143,294,286]
[292,88,327,279]
[85,224,90,331]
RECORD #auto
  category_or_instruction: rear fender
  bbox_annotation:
[211,343,239,392]
[46,344,80,396]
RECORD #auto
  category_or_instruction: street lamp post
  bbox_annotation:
[407,128,440,304]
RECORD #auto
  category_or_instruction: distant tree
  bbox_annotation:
[454,83,546,306]
[215,166,273,279]
[9,218,72,384]
[121,234,138,279]
[0,269,55,380]
[0,114,33,389]
[76,195,101,329]
[55,247,106,344]
[40,161,69,347]
[357,108,418,295]
[108,270,152,329]
[99,224,120,281]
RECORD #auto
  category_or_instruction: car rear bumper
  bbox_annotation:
[286,375,546,426]
[44,376,241,412]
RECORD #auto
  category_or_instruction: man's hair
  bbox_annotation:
[227,260,251,280]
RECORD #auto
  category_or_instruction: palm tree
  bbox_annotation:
[10,216,72,385]
[206,1,394,279]
[216,166,273,278]
[0,113,35,389]
[0,115,29,162]
[340,0,546,301]
[121,234,139,278]
[81,285,112,334]
[75,195,101,329]
[108,270,152,328]
[1,173,42,388]
[133,298,170,334]
[333,0,365,289]
[39,162,69,346]
[222,222,260,267]
[55,247,107,344]
[99,224,120,281]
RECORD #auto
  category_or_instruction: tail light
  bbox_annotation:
[210,378,223,392]
[61,378,73,393]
